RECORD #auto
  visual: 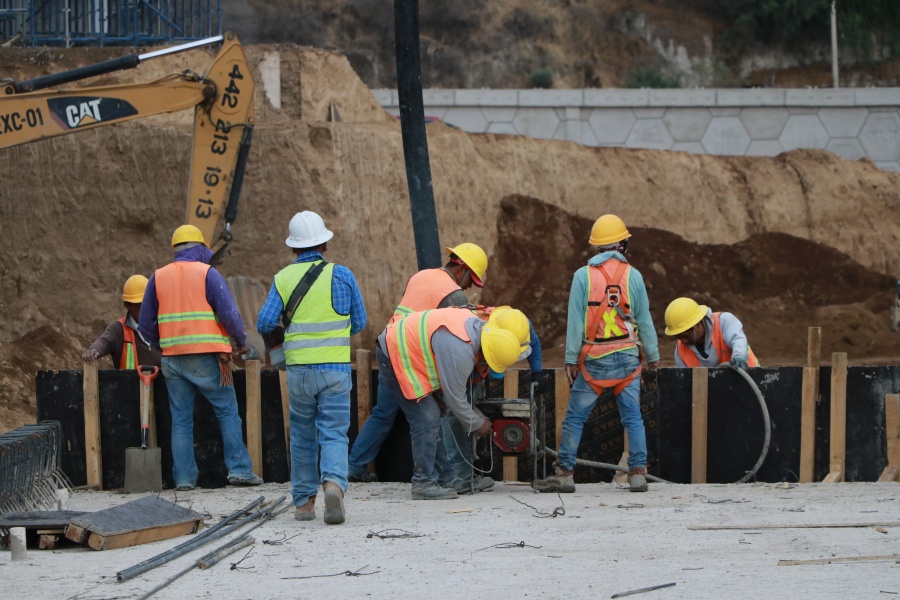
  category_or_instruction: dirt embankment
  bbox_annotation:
[2,43,900,432]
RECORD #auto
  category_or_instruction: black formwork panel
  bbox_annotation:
[655,366,894,484]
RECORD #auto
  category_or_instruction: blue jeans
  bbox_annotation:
[558,351,646,471]
[347,369,399,477]
[375,346,443,487]
[161,354,255,488]
[287,366,351,506]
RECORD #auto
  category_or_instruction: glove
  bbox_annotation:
[531,371,548,395]
[730,355,749,371]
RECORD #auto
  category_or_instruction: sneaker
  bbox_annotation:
[227,474,264,486]
[411,482,459,500]
[348,469,379,483]
[323,481,345,525]
[629,467,648,493]
[447,475,495,494]
[295,496,316,521]
[533,463,575,493]
[175,483,196,492]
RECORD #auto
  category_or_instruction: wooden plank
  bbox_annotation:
[503,369,520,482]
[356,349,372,429]
[0,511,87,530]
[65,523,88,544]
[879,393,900,482]
[39,534,59,550]
[613,431,630,485]
[68,496,203,540]
[778,554,900,567]
[799,366,818,483]
[807,326,822,368]
[691,368,709,484]
[279,369,291,470]
[88,519,201,551]
[824,352,848,483]
[244,359,262,477]
[689,521,900,531]
[554,368,570,450]
[82,362,102,489]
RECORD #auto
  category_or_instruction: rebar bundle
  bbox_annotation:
[0,421,72,514]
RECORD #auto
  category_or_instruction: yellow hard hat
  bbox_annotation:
[171,224,208,248]
[122,274,149,303]
[480,325,522,373]
[446,243,488,287]
[589,214,631,246]
[664,297,708,336]
[488,306,530,347]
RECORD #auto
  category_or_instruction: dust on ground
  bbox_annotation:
[3,482,898,599]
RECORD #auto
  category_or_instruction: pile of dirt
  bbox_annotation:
[3,43,900,433]
[0,326,87,432]
[485,196,899,366]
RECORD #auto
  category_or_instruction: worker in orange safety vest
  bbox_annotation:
[664,297,759,370]
[81,274,161,369]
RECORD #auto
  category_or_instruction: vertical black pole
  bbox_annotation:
[394,0,442,270]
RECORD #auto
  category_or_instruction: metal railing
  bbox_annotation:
[0,0,221,47]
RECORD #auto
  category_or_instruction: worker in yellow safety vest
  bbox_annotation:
[347,243,488,485]
[664,297,759,369]
[82,274,161,369]
[257,211,367,525]
[535,214,659,495]
[140,224,262,492]
[376,306,523,500]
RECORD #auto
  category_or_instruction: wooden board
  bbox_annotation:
[245,359,262,476]
[879,393,900,482]
[825,352,848,483]
[502,369,520,482]
[799,366,818,483]
[554,368,570,450]
[356,349,372,429]
[0,510,87,530]
[82,362,102,489]
[66,495,204,551]
[691,368,708,484]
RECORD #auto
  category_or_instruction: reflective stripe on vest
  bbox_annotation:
[155,262,231,356]
[275,261,350,365]
[118,316,138,370]
[389,268,462,325]
[582,259,638,360]
[385,307,473,401]
[677,312,760,367]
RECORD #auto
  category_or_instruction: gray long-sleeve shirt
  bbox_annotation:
[673,308,750,368]
[378,316,485,431]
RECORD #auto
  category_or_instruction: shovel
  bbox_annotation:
[124,365,163,493]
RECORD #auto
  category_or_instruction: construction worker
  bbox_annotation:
[81,275,161,369]
[139,225,262,492]
[439,306,544,494]
[257,211,367,524]
[376,306,523,500]
[347,243,488,484]
[664,297,759,369]
[535,214,659,494]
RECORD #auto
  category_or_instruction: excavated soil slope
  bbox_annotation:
[2,43,900,431]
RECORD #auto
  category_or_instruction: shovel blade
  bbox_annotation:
[124,447,163,493]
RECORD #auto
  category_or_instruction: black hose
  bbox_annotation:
[727,364,771,483]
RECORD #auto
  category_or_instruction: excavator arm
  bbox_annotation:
[0,33,254,258]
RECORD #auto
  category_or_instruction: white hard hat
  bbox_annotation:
[286,211,334,248]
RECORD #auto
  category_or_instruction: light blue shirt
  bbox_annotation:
[673,308,750,368]
[565,251,659,364]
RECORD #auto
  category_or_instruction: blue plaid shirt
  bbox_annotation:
[257,251,367,372]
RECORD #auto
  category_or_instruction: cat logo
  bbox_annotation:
[47,96,138,130]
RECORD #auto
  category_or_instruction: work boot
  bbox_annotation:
[411,482,459,500]
[295,495,316,521]
[447,475,496,495]
[629,467,648,493]
[348,468,379,483]
[227,473,263,486]
[323,481,345,525]
[533,463,575,493]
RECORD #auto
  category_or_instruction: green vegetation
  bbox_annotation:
[625,67,681,89]
[530,68,553,89]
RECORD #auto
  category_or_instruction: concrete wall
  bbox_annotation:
[372,88,900,172]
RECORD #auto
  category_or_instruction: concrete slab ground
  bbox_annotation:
[3,481,898,599]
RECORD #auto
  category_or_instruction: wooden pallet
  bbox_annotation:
[65,495,204,551]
